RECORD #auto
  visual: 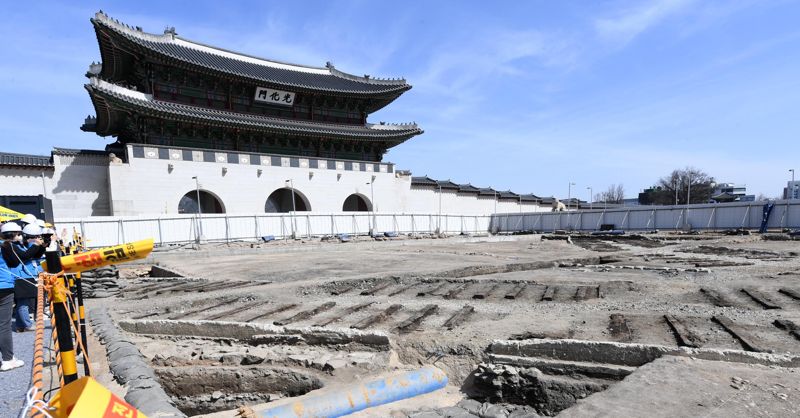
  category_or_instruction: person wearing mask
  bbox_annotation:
[41,227,55,248]
[14,224,45,332]
[1,222,26,371]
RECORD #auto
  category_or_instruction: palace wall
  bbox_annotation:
[3,145,547,220]
[103,145,546,217]
[0,153,111,218]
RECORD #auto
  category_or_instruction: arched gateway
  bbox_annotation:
[342,194,372,212]
[265,188,311,213]
[178,190,225,214]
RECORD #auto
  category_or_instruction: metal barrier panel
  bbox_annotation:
[352,214,370,235]
[255,215,281,239]
[227,215,257,241]
[197,216,228,242]
[159,217,197,244]
[492,200,799,233]
[52,203,796,248]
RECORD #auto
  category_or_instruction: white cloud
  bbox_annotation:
[594,0,695,45]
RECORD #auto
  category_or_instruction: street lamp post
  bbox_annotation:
[567,182,575,210]
[791,169,795,183]
[437,184,442,234]
[587,187,593,210]
[567,182,575,230]
[191,176,203,242]
[285,179,297,239]
[686,174,692,229]
[674,178,679,205]
[367,178,376,236]
[687,175,692,206]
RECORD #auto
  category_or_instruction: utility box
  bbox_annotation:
[0,195,53,222]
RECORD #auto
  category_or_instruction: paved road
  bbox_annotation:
[0,319,53,418]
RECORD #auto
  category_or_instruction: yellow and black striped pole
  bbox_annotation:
[45,251,79,385]
[75,271,90,376]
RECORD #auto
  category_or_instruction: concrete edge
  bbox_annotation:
[149,265,186,278]
[89,308,187,417]
[117,319,391,348]
[489,338,800,368]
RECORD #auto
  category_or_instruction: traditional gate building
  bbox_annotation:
[0,12,549,220]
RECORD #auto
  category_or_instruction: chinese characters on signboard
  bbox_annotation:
[254,87,295,106]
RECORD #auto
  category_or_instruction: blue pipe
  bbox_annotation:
[260,366,448,418]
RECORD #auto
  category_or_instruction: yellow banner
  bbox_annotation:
[42,239,154,274]
[0,204,23,222]
[48,376,148,418]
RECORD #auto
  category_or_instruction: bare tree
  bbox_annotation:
[595,184,625,204]
[646,167,715,205]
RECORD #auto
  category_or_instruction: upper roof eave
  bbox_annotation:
[91,11,411,97]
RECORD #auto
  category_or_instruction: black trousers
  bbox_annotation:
[0,289,14,361]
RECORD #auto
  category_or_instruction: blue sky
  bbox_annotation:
[1,1,799,199]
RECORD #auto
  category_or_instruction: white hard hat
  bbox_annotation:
[41,228,55,235]
[20,214,38,225]
[1,223,22,234]
[22,224,42,236]
[35,219,46,228]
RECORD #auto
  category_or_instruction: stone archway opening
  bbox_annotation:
[265,188,310,213]
[342,194,372,212]
[178,190,225,214]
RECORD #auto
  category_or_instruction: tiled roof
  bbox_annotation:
[411,176,438,186]
[477,187,498,197]
[457,183,480,194]
[519,193,540,202]
[0,151,53,168]
[86,78,422,142]
[436,180,460,190]
[498,190,519,199]
[411,177,544,202]
[92,12,411,97]
[52,147,108,156]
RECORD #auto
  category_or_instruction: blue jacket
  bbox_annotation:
[14,241,42,279]
[0,240,17,289]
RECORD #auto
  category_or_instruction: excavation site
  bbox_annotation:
[85,232,800,417]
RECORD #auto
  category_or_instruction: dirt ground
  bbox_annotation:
[87,232,800,416]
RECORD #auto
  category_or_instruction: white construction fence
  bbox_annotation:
[56,213,493,248]
[55,201,799,248]
[491,200,800,233]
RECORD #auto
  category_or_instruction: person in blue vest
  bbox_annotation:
[1,222,27,371]
[13,224,45,332]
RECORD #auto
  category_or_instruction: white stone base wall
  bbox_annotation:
[2,144,549,220]
[0,151,110,219]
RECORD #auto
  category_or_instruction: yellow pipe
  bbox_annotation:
[43,239,154,274]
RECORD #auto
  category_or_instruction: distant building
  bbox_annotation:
[622,198,640,207]
[637,187,667,205]
[710,183,754,203]
[784,181,800,200]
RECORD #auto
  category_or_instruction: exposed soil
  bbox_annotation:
[89,233,800,416]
